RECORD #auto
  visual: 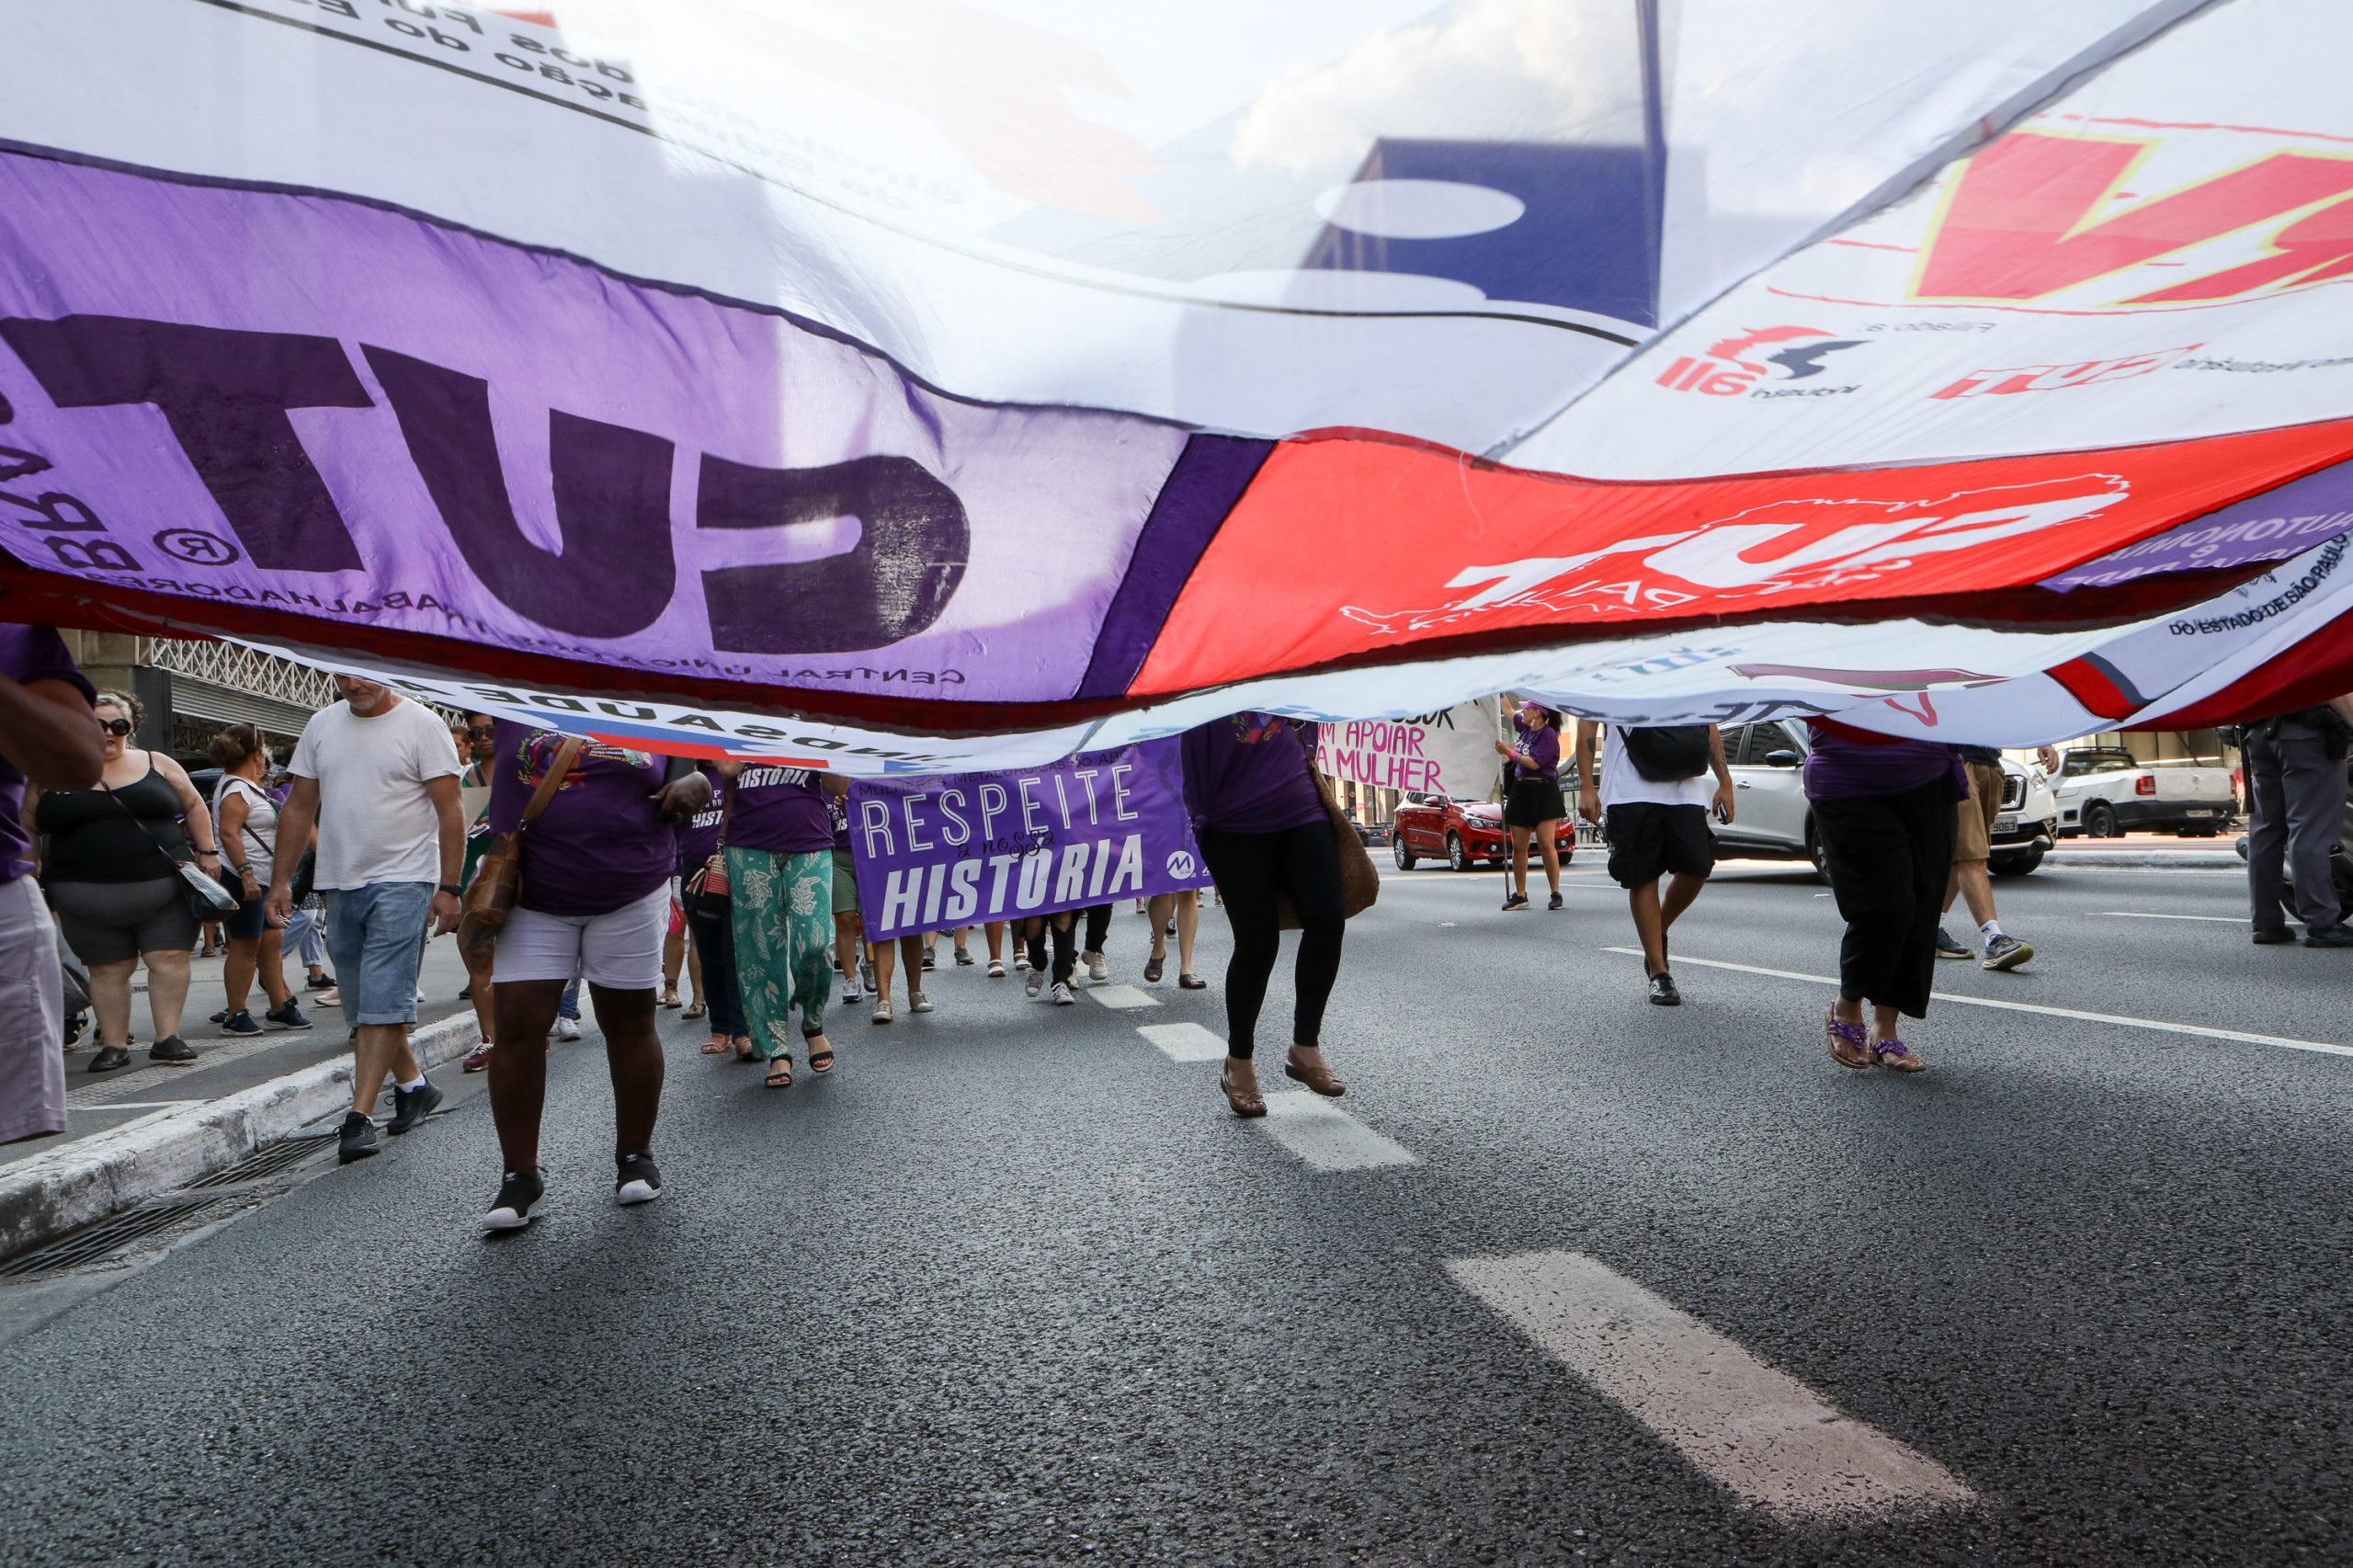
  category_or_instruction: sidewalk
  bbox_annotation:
[2043,831,2243,869]
[6,932,481,1176]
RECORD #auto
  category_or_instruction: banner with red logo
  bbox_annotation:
[1,0,2349,754]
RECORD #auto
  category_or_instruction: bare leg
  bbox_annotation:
[834,912,863,986]
[1508,825,1532,898]
[900,934,926,995]
[591,983,664,1157]
[89,957,138,1051]
[1658,870,1707,937]
[460,937,497,1044]
[142,946,191,1040]
[869,938,895,1003]
[1627,882,1667,975]
[662,921,685,998]
[1947,860,1997,928]
[983,922,1006,961]
[1871,1002,1904,1044]
[256,927,293,1010]
[488,980,561,1171]
[1536,823,1563,895]
[351,1023,411,1117]
[222,937,259,1016]
[1176,891,1199,973]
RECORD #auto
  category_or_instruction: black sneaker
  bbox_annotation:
[1547,892,1563,911]
[208,1008,230,1025]
[2252,927,2296,945]
[1648,971,1681,1006]
[219,1010,264,1037]
[336,1111,380,1165]
[615,1153,663,1207]
[385,1078,444,1135]
[305,973,336,992]
[87,1045,131,1074]
[2307,924,2353,949]
[1502,892,1529,912]
[264,1000,313,1030]
[1933,926,1972,960]
[148,1035,199,1063]
[482,1170,545,1231]
[1981,934,2035,971]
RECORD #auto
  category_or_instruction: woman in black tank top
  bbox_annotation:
[27,689,220,1072]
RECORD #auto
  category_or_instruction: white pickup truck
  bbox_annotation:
[2049,747,2235,838]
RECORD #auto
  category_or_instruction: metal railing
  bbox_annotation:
[143,638,341,710]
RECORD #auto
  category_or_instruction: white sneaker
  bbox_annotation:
[1051,981,1076,1006]
[1025,971,1044,998]
[910,991,934,1014]
[840,983,863,1005]
[1084,951,1108,983]
[870,998,892,1025]
[552,1017,582,1041]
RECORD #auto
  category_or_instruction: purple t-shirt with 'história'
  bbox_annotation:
[1802,719,1966,803]
[1,624,97,884]
[725,764,835,855]
[1181,714,1326,835]
[488,722,674,916]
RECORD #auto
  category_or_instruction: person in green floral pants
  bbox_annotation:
[716,762,844,1088]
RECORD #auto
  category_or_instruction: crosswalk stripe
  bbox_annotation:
[1448,1250,1975,1521]
[1135,1023,1226,1062]
[1255,1092,1415,1171]
[1083,983,1160,1010]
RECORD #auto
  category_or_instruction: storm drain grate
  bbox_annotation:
[0,1194,239,1279]
[182,1134,337,1189]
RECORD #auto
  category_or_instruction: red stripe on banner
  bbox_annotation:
[2045,658,2138,721]
[1131,418,2353,699]
[2132,611,2353,730]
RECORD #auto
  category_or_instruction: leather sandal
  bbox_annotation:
[1871,1037,1927,1073]
[764,1054,793,1089]
[1282,1047,1347,1097]
[1220,1059,1267,1119]
[805,1034,835,1074]
[1825,1009,1871,1070]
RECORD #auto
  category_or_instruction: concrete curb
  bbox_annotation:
[2042,851,2243,869]
[0,1015,475,1264]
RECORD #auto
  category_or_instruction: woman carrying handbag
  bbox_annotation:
[1179,712,1374,1119]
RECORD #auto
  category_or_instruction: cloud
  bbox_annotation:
[1229,0,1646,178]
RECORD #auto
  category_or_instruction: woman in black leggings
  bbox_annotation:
[1180,713,1346,1118]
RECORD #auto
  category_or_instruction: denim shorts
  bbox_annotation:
[324,882,431,1027]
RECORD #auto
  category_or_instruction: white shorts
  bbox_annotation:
[493,884,666,991]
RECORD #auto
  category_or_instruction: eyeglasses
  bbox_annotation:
[468,727,495,740]
[98,717,133,737]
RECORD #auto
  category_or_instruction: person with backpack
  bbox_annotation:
[1572,718,1733,1006]
[2243,693,2353,948]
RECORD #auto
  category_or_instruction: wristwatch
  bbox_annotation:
[438,883,463,897]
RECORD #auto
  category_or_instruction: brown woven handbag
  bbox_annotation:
[460,736,583,941]
[1277,738,1381,931]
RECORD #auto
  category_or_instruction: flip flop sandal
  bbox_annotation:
[764,1055,794,1088]
[1871,1038,1927,1073]
[682,1002,707,1020]
[805,1039,836,1074]
[1824,1010,1871,1070]
[661,989,682,1008]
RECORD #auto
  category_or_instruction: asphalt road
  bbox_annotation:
[3,856,2347,1567]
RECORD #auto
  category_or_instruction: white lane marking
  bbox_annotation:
[1084,983,1160,1010]
[1255,1092,1416,1172]
[1136,1022,1226,1062]
[1448,1250,1974,1521]
[1600,948,2351,1058]
[2096,911,2247,924]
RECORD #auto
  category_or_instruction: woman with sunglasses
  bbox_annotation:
[207,723,311,1036]
[28,690,219,1071]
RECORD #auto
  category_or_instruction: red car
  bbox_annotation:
[1390,793,1575,872]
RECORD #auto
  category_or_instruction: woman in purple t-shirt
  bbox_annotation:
[1495,700,1567,912]
[718,760,848,1088]
[476,722,712,1230]
[1179,712,1349,1118]
[1802,718,1964,1074]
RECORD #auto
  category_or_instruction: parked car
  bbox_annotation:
[1390,793,1574,871]
[2048,746,2234,837]
[1711,721,2058,877]
[1353,817,1392,848]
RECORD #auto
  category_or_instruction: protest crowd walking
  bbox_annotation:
[6,617,2349,1233]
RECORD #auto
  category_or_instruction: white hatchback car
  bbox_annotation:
[1711,720,2060,877]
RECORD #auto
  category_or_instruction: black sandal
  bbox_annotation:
[805,1034,835,1074]
[764,1054,793,1089]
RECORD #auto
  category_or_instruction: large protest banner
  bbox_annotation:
[847,741,1213,942]
[1314,699,1502,800]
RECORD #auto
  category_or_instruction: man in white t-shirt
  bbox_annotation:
[267,676,465,1165]
[1573,720,1734,1007]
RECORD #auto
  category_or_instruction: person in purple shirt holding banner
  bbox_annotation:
[1180,712,1349,1119]
[1495,699,1567,912]
[675,773,748,1062]
[1802,718,1966,1074]
[476,722,711,1230]
[0,621,102,1146]
[716,760,849,1087]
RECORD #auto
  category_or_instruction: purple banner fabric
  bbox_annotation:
[847,740,1212,941]
[0,149,1184,702]
[2040,456,2353,591]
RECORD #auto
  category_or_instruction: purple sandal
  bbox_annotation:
[1825,1010,1870,1070]
[1871,1037,1927,1073]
